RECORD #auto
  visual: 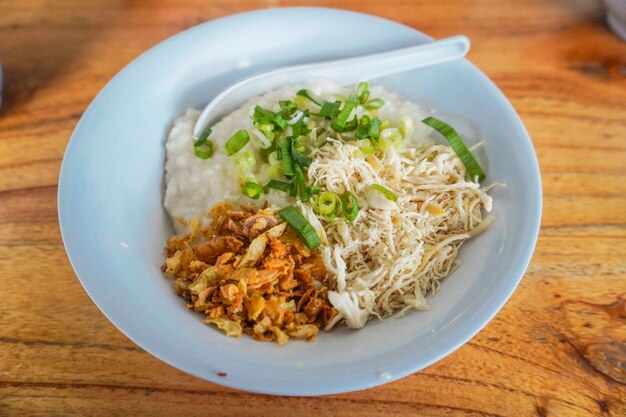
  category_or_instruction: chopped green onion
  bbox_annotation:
[317,191,338,215]
[355,115,372,139]
[252,128,273,149]
[355,116,381,141]
[340,191,359,221]
[279,100,297,116]
[363,98,385,110]
[259,142,276,163]
[422,116,486,181]
[378,127,404,149]
[293,137,306,153]
[291,139,312,167]
[294,95,309,109]
[259,123,275,132]
[355,125,369,139]
[194,139,214,160]
[241,181,263,199]
[252,106,274,125]
[291,112,310,138]
[289,180,298,197]
[193,127,214,159]
[278,206,321,250]
[334,96,358,129]
[368,118,382,141]
[307,186,321,195]
[356,140,376,155]
[278,137,294,178]
[194,143,213,159]
[294,164,308,201]
[331,117,358,133]
[196,126,213,143]
[266,179,291,192]
[319,100,341,118]
[225,129,250,155]
[296,89,325,106]
[356,81,369,103]
[370,184,396,201]
[273,113,288,131]
[268,151,280,166]
[399,116,414,139]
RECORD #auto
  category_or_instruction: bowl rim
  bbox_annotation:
[58,7,542,396]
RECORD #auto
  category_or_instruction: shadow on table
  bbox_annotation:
[0,0,124,116]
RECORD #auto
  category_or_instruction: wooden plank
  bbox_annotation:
[0,0,625,415]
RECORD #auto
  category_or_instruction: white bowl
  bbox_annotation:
[58,8,541,395]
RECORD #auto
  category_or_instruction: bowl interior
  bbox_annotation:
[59,8,541,395]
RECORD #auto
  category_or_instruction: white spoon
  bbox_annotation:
[193,35,470,138]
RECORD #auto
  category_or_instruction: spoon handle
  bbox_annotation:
[193,36,470,137]
[279,35,470,84]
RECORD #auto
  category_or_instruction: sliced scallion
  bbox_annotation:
[259,142,276,163]
[278,137,294,178]
[319,100,341,118]
[307,186,321,195]
[279,100,297,116]
[287,110,304,126]
[331,117,358,133]
[356,81,369,103]
[378,127,404,149]
[273,113,288,131]
[225,129,250,155]
[196,126,212,143]
[268,151,280,166]
[193,129,214,159]
[266,179,291,193]
[278,206,321,250]
[370,184,396,201]
[289,179,298,197]
[193,127,214,159]
[317,191,338,215]
[355,116,381,141]
[291,112,311,138]
[334,96,359,129]
[363,98,385,110]
[252,106,274,125]
[296,89,325,107]
[294,164,308,201]
[368,118,382,141]
[291,139,311,167]
[422,116,486,181]
[194,142,213,159]
[399,116,414,139]
[251,128,272,149]
[340,191,359,221]
[241,181,263,199]
[357,140,376,155]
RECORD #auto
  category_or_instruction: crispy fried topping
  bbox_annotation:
[163,204,336,345]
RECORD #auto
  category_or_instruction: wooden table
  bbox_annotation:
[1,1,625,415]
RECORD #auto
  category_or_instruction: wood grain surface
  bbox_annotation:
[1,1,625,416]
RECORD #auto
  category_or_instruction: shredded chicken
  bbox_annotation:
[163,204,337,344]
[308,140,494,328]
